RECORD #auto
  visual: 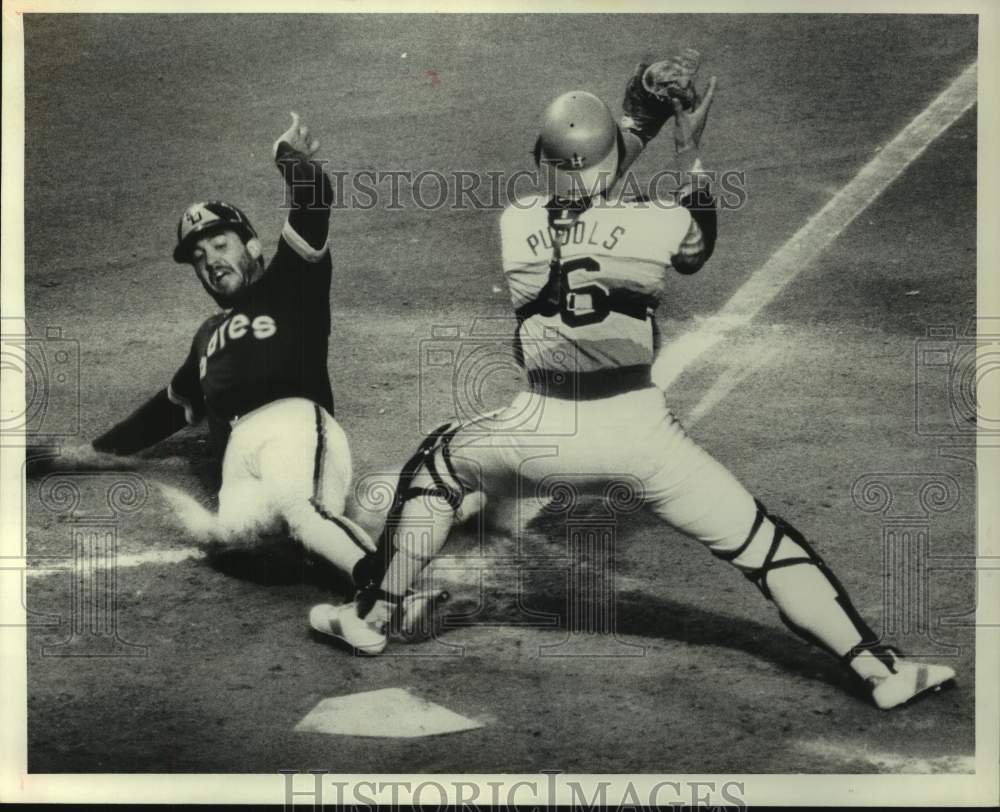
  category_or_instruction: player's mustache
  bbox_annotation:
[207,262,238,281]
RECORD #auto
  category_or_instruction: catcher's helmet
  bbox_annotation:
[534,91,624,198]
[173,201,258,263]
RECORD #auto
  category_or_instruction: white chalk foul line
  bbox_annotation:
[653,62,978,398]
[685,345,782,429]
[795,739,975,774]
[23,547,205,578]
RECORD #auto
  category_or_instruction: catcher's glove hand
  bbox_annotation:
[621,48,702,144]
[643,48,701,108]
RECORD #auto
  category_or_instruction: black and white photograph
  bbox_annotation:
[1,0,997,806]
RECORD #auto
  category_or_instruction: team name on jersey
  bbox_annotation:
[198,314,277,379]
[525,221,626,257]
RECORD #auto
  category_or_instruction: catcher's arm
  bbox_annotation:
[618,50,704,172]
[669,78,720,274]
[619,62,666,174]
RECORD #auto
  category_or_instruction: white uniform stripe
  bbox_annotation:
[166,382,196,426]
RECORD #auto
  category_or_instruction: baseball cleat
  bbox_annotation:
[309,602,387,656]
[868,655,956,710]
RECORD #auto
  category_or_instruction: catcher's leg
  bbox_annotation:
[647,428,955,708]
[310,422,482,654]
[261,405,375,573]
[717,501,955,708]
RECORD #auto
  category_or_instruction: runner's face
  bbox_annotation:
[191,229,255,298]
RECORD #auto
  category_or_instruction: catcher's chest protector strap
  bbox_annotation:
[514,198,589,322]
[514,196,653,341]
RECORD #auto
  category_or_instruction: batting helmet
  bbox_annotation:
[534,91,624,199]
[173,201,259,263]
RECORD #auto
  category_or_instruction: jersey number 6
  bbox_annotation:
[559,257,610,327]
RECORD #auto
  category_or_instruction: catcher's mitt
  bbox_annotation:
[621,48,702,144]
[642,48,702,109]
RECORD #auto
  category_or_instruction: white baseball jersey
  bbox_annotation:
[500,194,705,377]
[440,192,756,556]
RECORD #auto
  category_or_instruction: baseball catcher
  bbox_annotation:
[311,57,957,710]
[55,114,377,588]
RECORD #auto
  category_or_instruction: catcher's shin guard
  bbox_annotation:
[714,500,883,661]
[716,501,957,706]
[353,422,472,620]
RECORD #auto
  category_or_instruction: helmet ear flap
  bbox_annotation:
[245,237,262,259]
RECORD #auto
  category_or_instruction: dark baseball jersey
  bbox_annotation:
[93,143,336,457]
[167,221,334,447]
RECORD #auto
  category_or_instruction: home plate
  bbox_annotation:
[294,688,484,738]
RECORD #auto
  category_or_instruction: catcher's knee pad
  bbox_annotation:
[352,422,474,595]
[713,500,879,656]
